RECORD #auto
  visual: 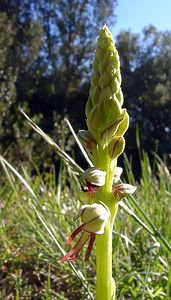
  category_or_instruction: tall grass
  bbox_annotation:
[0,141,170,299]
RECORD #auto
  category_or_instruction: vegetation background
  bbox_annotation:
[0,0,171,299]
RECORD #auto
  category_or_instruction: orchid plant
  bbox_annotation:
[59,24,136,299]
[17,24,136,300]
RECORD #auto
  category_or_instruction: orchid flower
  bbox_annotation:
[60,203,110,262]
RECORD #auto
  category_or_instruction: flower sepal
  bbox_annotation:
[79,202,110,234]
[77,130,97,152]
[100,116,124,145]
[113,167,123,183]
[82,167,106,187]
[108,136,125,159]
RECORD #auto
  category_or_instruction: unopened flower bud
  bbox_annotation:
[115,109,129,136]
[87,96,122,141]
[82,167,106,186]
[108,136,125,159]
[113,183,136,201]
[77,130,97,151]
[100,116,124,144]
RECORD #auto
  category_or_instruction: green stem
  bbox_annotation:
[95,148,118,299]
[96,204,118,300]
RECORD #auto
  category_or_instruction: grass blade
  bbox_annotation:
[20,108,83,174]
[64,118,94,167]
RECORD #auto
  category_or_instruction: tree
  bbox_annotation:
[0,1,44,161]
[116,25,171,157]
[0,0,117,166]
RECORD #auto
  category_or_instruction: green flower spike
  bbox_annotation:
[61,25,133,300]
[86,24,129,147]
[84,25,131,300]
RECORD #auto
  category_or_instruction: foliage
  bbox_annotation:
[0,148,170,299]
[116,25,171,155]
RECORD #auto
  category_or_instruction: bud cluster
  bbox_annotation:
[79,24,129,161]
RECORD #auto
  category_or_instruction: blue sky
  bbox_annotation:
[112,0,171,37]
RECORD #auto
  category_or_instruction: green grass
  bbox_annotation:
[0,123,171,300]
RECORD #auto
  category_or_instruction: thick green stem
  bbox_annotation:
[95,149,118,300]
[96,205,118,300]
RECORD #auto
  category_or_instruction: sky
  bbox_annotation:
[112,0,171,37]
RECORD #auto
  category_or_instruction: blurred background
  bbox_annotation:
[0,0,171,172]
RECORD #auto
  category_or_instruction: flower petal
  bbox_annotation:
[65,223,85,246]
[85,233,96,261]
